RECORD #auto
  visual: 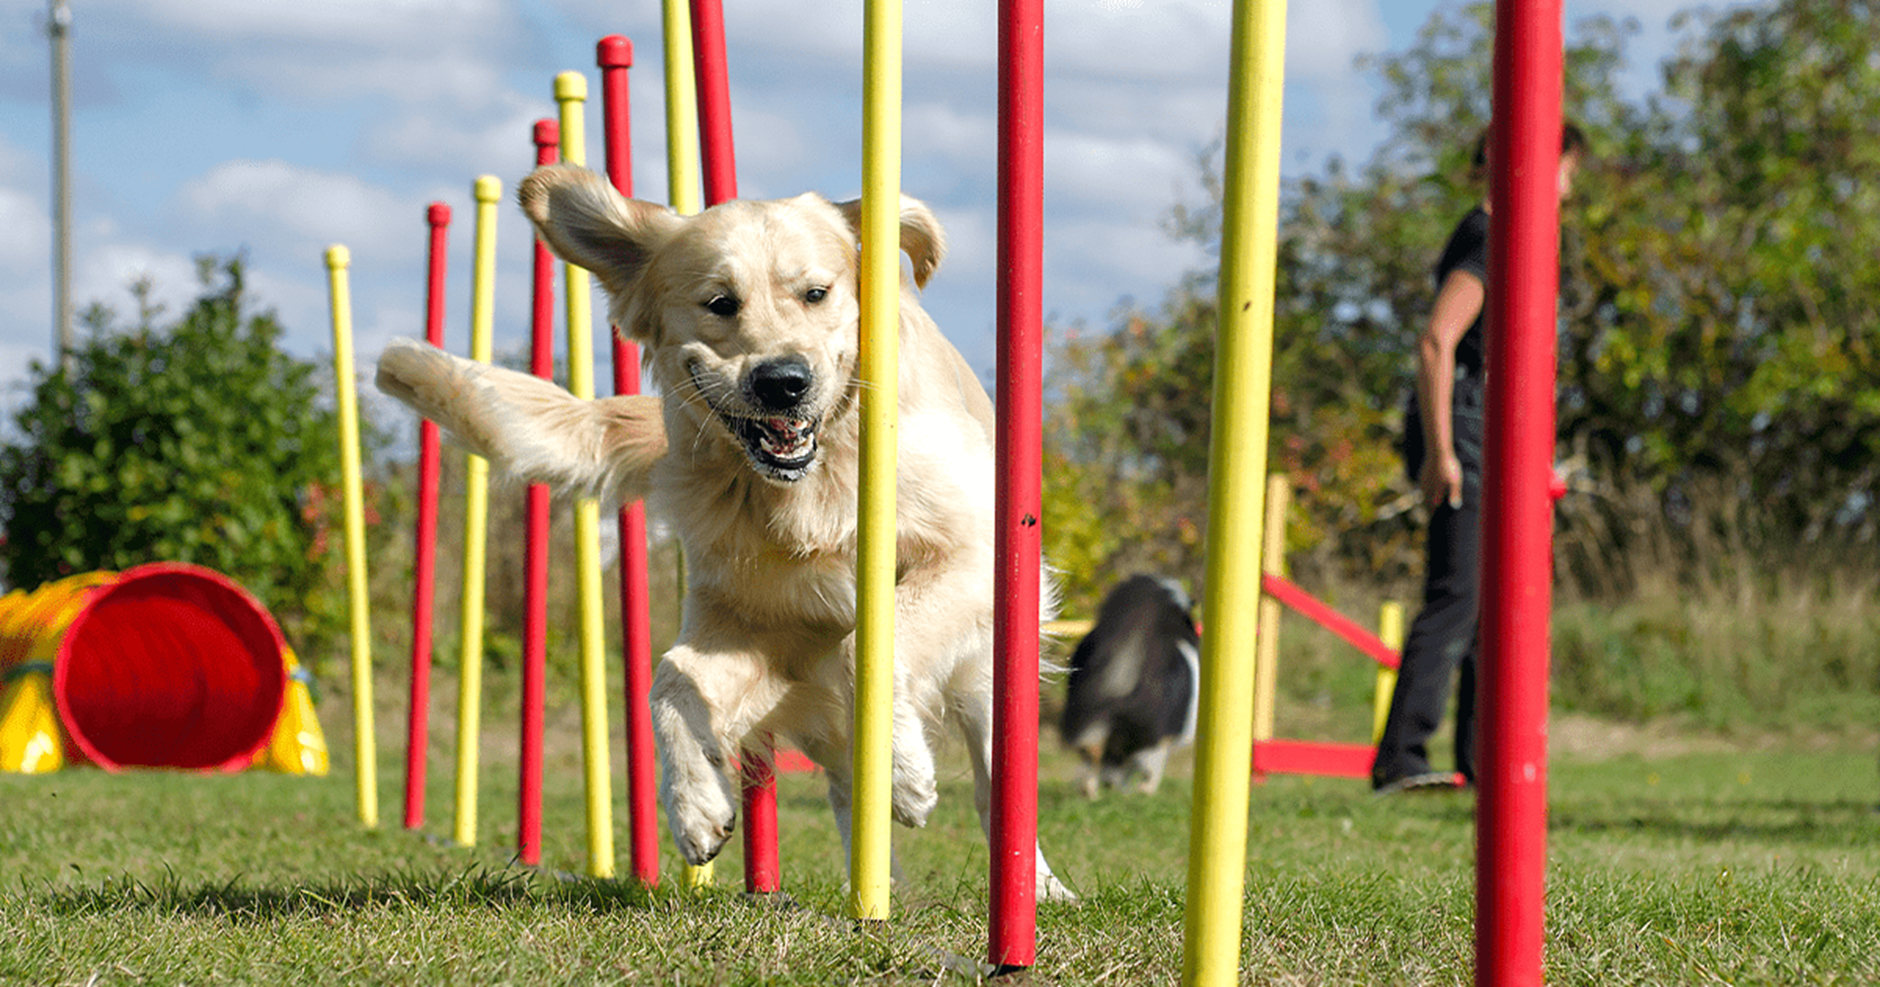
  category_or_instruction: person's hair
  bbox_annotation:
[1470,119,1586,179]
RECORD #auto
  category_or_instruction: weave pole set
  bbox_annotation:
[322,0,1562,979]
[319,58,643,878]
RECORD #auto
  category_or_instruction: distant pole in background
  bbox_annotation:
[404,202,451,832]
[661,0,713,890]
[554,70,619,880]
[595,34,661,889]
[47,0,73,374]
[451,175,501,850]
[518,118,559,869]
[324,244,378,830]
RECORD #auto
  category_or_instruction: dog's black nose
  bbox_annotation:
[750,357,813,411]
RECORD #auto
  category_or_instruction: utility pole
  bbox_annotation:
[48,0,73,374]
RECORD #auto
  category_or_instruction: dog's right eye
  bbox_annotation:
[705,295,740,317]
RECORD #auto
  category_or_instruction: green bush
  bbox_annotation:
[0,256,347,653]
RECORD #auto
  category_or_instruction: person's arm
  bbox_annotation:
[1416,269,1486,509]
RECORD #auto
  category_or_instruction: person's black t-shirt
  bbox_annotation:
[1433,207,1489,375]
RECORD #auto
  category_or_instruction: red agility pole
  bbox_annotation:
[689,0,738,207]
[1478,2,1564,984]
[405,201,450,831]
[597,33,662,890]
[989,0,1044,971]
[518,118,559,868]
[687,0,781,896]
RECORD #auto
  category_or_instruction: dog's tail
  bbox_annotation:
[375,338,666,504]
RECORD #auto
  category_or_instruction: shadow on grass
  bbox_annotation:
[28,861,670,922]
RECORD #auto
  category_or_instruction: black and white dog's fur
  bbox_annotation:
[1059,575,1200,797]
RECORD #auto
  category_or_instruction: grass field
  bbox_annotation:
[2,703,1877,986]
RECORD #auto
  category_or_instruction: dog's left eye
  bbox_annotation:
[705,295,740,317]
[804,287,828,305]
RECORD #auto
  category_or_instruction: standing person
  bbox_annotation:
[1371,121,1585,795]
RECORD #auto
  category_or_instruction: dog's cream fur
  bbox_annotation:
[376,164,1073,901]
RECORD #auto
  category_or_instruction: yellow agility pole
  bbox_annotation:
[1251,472,1289,744]
[555,70,618,880]
[850,0,902,924]
[663,0,702,217]
[325,244,379,829]
[1372,601,1404,744]
[661,0,713,890]
[1178,0,1286,983]
[452,175,500,848]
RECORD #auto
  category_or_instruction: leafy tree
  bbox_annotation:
[0,256,349,651]
[1560,0,1880,584]
[1043,0,1880,617]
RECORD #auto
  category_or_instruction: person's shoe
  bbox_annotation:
[1372,771,1462,796]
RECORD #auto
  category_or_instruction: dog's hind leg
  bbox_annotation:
[1073,736,1107,800]
[1133,739,1175,795]
[955,687,1079,903]
[649,641,786,867]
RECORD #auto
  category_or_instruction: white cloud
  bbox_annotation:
[1289,0,1389,82]
[1046,132,1202,213]
[365,97,546,178]
[0,185,51,271]
[177,159,410,260]
[73,240,201,323]
[120,0,511,47]
[94,0,531,111]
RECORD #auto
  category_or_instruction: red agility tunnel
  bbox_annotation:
[35,563,288,771]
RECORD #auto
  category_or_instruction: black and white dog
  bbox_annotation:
[1059,575,1200,797]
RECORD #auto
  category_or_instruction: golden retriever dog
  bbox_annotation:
[375,163,1074,901]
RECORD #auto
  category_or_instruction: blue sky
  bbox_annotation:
[0,0,1689,436]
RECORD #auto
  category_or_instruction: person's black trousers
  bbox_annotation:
[1374,373,1485,786]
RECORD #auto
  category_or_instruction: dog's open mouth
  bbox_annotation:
[730,413,819,480]
[689,360,822,482]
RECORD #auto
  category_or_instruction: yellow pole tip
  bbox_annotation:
[554,71,588,101]
[325,245,351,268]
[474,175,502,202]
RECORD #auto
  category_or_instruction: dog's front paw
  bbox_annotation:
[1034,845,1080,904]
[1038,871,1080,904]
[667,794,737,866]
[664,769,739,866]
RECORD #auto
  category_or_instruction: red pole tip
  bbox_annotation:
[597,34,634,68]
[533,119,560,148]
[426,202,450,227]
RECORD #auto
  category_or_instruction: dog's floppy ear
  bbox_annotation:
[834,194,947,289]
[518,164,681,303]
